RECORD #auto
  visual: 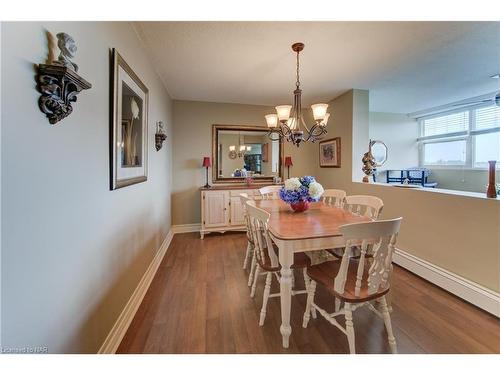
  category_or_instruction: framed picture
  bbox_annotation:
[319,137,341,168]
[110,48,149,190]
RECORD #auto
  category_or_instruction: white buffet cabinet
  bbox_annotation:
[200,186,272,239]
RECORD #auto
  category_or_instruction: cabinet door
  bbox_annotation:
[203,191,229,228]
[230,196,245,226]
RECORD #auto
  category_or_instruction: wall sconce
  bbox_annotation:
[36,32,92,124]
[155,121,167,151]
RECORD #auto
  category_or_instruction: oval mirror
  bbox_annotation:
[370,140,388,167]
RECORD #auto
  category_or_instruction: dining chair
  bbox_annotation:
[302,217,403,354]
[322,189,347,208]
[240,193,258,288]
[258,185,281,200]
[246,201,315,326]
[344,195,384,220]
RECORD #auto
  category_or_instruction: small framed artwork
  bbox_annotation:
[110,48,149,190]
[319,137,341,168]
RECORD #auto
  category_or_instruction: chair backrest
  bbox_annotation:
[322,189,347,208]
[344,195,384,220]
[239,193,254,242]
[334,218,403,297]
[245,201,279,268]
[259,185,281,200]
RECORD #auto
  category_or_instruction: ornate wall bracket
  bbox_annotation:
[36,64,92,125]
[155,133,167,151]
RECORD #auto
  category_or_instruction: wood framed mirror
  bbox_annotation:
[212,124,284,184]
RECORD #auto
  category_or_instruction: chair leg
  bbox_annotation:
[302,280,316,328]
[335,298,341,312]
[344,303,356,354]
[250,264,260,298]
[242,242,252,270]
[259,272,273,326]
[379,296,397,354]
[302,268,316,319]
[247,251,257,287]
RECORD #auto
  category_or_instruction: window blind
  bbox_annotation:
[472,105,500,135]
[422,111,469,137]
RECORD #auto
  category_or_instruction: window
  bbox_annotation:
[418,104,500,168]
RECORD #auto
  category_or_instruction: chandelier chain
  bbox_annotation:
[296,51,300,88]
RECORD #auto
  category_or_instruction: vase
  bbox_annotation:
[486,160,497,198]
[290,201,310,213]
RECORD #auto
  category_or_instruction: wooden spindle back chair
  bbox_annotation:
[240,193,257,288]
[258,185,281,200]
[344,195,383,220]
[322,189,347,208]
[246,201,312,326]
[303,217,403,354]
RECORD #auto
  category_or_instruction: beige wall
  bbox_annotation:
[315,90,500,292]
[369,112,419,182]
[1,22,173,352]
[172,100,317,225]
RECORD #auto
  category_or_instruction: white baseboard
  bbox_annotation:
[172,223,201,234]
[393,248,500,317]
[97,229,174,354]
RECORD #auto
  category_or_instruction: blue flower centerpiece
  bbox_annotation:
[279,176,325,212]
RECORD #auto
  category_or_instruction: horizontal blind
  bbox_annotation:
[475,105,500,131]
[422,111,469,137]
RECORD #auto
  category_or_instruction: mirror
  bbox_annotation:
[370,140,388,167]
[212,125,283,183]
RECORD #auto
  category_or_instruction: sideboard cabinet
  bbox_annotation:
[200,186,276,239]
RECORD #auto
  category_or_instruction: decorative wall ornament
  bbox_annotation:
[362,140,388,182]
[155,121,167,151]
[110,48,149,190]
[36,32,91,125]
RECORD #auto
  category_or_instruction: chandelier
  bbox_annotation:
[228,131,251,159]
[265,42,330,147]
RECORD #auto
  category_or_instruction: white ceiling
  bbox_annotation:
[135,21,500,114]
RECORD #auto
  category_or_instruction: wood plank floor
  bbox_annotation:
[117,232,500,354]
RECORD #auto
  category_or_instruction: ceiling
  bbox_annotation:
[135,21,500,114]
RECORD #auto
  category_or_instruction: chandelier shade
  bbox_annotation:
[267,42,330,147]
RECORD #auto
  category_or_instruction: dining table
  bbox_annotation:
[253,199,372,348]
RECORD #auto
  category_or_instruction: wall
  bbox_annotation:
[1,22,173,353]
[315,90,500,293]
[426,169,496,193]
[172,100,317,225]
[369,112,419,182]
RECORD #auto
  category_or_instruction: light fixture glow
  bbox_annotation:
[265,114,278,128]
[276,105,292,122]
[311,103,328,121]
[322,113,330,126]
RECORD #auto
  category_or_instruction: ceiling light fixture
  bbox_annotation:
[490,73,500,79]
[266,42,330,147]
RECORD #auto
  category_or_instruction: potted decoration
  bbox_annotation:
[279,176,324,212]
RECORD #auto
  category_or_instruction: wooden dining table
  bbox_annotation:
[254,199,371,348]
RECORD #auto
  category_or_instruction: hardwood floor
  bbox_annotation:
[117,232,500,354]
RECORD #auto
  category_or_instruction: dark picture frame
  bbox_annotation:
[110,48,149,190]
[319,137,341,168]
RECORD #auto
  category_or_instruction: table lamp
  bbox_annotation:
[202,157,212,188]
[284,156,293,179]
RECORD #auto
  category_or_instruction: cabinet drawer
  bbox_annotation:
[230,189,254,197]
